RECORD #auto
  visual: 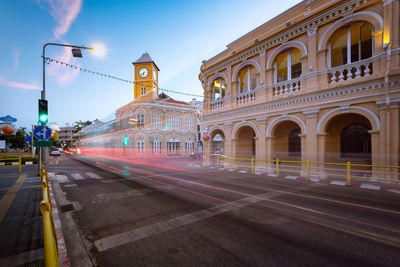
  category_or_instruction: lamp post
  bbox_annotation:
[40,43,93,169]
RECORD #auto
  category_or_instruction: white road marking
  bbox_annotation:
[310,177,320,182]
[85,172,102,179]
[331,180,346,186]
[360,184,381,190]
[94,190,285,252]
[54,175,69,183]
[71,173,84,180]
[286,175,298,180]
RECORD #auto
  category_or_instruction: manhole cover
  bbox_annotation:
[60,204,74,213]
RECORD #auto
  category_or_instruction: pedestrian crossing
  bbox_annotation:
[66,172,105,182]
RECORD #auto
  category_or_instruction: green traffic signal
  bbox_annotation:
[123,136,128,146]
[38,99,48,125]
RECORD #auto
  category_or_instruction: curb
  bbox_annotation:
[201,165,400,194]
[48,181,70,266]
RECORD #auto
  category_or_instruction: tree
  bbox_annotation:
[73,120,93,133]
[0,127,29,149]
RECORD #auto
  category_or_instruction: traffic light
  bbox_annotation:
[123,136,128,146]
[38,99,48,125]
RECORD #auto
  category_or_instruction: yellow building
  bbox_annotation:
[199,0,400,177]
[111,52,199,157]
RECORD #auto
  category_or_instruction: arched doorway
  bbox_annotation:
[340,124,371,158]
[236,126,256,158]
[325,113,372,162]
[211,130,225,154]
[272,121,302,160]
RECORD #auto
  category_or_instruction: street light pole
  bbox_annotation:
[40,43,93,170]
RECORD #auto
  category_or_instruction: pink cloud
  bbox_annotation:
[0,76,40,90]
[37,0,83,39]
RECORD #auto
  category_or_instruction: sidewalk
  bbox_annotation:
[0,166,45,266]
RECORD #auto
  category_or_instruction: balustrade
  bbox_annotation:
[272,78,301,96]
[329,60,373,84]
[211,99,224,110]
[236,90,255,105]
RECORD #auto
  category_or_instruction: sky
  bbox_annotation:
[0,0,302,129]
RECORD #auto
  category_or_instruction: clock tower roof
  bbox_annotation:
[132,52,160,71]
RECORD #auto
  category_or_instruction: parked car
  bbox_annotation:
[50,149,61,156]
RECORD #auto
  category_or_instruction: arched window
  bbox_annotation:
[330,22,373,67]
[288,128,301,157]
[238,65,257,93]
[340,124,371,158]
[212,79,226,100]
[274,48,302,83]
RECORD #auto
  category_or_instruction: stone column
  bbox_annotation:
[299,134,307,177]
[223,122,233,168]
[255,117,267,172]
[316,133,328,179]
[266,136,273,174]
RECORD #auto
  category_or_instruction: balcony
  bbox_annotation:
[328,58,374,84]
[211,99,224,110]
[271,76,301,97]
[236,90,255,105]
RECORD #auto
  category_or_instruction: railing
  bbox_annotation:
[212,154,400,186]
[0,157,22,173]
[272,77,301,96]
[329,58,373,84]
[40,164,60,267]
[211,99,224,110]
[236,90,255,105]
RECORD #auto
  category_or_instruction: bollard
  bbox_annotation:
[276,159,280,177]
[232,158,235,170]
[306,160,310,181]
[18,156,22,173]
[346,161,351,186]
[251,157,254,174]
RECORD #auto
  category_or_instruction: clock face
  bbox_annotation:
[138,67,149,78]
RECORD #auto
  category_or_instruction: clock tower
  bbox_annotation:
[132,52,160,100]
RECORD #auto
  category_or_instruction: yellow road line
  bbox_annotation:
[0,173,27,223]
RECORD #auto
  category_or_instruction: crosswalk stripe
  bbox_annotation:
[85,172,101,179]
[71,173,84,180]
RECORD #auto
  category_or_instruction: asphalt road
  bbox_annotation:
[46,153,400,267]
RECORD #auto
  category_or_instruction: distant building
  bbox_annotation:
[80,52,199,157]
[58,126,77,147]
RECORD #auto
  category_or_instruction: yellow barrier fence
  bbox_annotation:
[210,154,400,185]
[40,164,59,267]
[0,157,22,173]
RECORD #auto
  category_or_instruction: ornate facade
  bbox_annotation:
[199,0,400,173]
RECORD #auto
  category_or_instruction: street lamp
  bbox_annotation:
[40,43,94,169]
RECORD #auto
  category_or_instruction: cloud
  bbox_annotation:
[12,47,20,69]
[47,47,80,85]
[0,76,40,90]
[37,0,82,39]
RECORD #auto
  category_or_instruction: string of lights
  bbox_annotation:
[43,56,203,98]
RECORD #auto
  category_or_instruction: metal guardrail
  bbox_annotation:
[0,157,22,173]
[40,164,59,267]
[212,154,400,185]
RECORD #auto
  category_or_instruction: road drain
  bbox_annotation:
[60,203,75,213]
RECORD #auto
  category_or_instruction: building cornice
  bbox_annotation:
[203,77,400,122]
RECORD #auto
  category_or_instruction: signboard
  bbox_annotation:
[25,136,32,143]
[33,140,53,147]
[0,140,5,149]
[33,125,52,140]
